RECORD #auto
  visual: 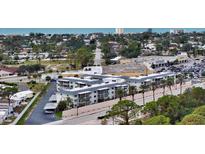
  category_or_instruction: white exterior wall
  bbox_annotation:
[83,66,103,75]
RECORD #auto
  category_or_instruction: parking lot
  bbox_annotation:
[25,81,57,125]
[157,57,205,80]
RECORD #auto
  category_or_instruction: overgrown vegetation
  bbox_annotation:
[104,87,205,125]
[17,83,49,125]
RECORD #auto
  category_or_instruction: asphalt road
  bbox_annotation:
[47,110,107,125]
[94,41,103,66]
[25,81,57,125]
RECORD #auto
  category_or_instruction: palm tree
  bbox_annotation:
[37,73,41,82]
[140,84,149,105]
[33,73,38,81]
[129,86,137,101]
[116,88,125,101]
[166,77,174,95]
[177,74,185,94]
[160,79,166,96]
[151,82,157,101]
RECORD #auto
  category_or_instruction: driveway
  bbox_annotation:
[25,81,57,125]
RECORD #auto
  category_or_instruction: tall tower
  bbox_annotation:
[147,28,152,33]
[115,28,124,34]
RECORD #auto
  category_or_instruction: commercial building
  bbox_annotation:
[170,29,184,34]
[56,72,176,107]
[134,52,189,69]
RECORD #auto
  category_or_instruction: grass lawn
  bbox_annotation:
[5,59,83,72]
[23,59,69,65]
[27,82,46,93]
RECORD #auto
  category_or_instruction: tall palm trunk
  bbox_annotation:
[142,92,145,105]
[180,83,182,94]
[132,94,134,101]
[152,89,155,101]
[163,86,165,96]
[169,86,172,95]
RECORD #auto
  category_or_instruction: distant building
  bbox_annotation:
[115,28,124,34]
[147,28,152,33]
[170,29,184,34]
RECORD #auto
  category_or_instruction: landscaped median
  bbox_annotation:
[10,83,49,125]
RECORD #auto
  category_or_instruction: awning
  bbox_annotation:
[98,87,109,91]
[78,91,92,95]
[145,79,151,82]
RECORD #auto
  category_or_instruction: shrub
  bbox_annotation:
[45,76,51,81]
[193,105,205,117]
[56,101,67,112]
[180,114,205,125]
[143,115,170,125]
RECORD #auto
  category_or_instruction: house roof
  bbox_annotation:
[0,66,18,74]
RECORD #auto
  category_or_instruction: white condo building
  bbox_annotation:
[115,28,124,34]
[56,72,177,107]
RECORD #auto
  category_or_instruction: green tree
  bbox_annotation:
[33,74,38,81]
[157,95,181,124]
[45,76,51,82]
[116,88,125,101]
[56,101,67,112]
[106,100,140,125]
[180,114,205,125]
[193,105,205,117]
[189,87,205,103]
[120,41,141,58]
[76,47,94,68]
[143,101,158,117]
[143,115,170,125]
